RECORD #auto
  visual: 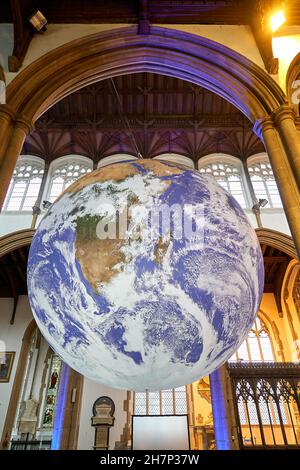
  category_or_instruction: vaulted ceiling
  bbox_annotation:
[22,73,264,165]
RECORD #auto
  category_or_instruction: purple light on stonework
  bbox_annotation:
[209,368,232,450]
[51,363,70,450]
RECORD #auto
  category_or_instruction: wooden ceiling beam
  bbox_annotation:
[263,256,289,263]
[264,282,274,292]
[8,0,36,72]
[250,0,279,74]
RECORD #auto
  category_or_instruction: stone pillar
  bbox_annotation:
[0,107,33,209]
[0,106,15,156]
[254,118,300,259]
[273,105,300,189]
[51,365,83,450]
[209,365,238,450]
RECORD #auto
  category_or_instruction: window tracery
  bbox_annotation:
[134,386,187,415]
[48,160,92,202]
[3,158,44,211]
[248,159,282,208]
[229,317,274,363]
[198,160,247,207]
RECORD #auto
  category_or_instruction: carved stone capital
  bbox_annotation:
[15,115,35,134]
[272,105,297,126]
[0,105,34,134]
[0,104,17,124]
[253,116,273,139]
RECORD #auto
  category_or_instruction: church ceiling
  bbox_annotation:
[22,73,264,164]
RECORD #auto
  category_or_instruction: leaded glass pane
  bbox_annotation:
[198,161,247,207]
[3,160,44,211]
[148,391,160,415]
[248,160,282,208]
[161,390,174,415]
[48,162,92,202]
[135,392,147,415]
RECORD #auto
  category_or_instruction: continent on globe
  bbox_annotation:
[27,159,264,391]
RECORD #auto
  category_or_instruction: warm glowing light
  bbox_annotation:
[270,10,286,32]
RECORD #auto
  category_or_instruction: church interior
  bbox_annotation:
[0,0,300,452]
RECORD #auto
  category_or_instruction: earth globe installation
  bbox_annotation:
[27,159,264,391]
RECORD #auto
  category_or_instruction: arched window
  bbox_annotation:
[134,386,187,416]
[247,156,282,208]
[198,156,248,208]
[154,154,195,168]
[47,158,92,202]
[229,317,274,363]
[3,157,44,211]
[97,154,137,167]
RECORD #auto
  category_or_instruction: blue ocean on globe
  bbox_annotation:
[27,159,264,390]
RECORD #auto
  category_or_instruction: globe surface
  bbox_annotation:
[27,159,264,390]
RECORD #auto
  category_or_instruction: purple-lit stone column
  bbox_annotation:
[51,363,70,450]
[209,365,235,450]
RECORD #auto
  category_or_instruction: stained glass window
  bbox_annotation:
[42,355,62,428]
[198,161,247,207]
[3,159,44,211]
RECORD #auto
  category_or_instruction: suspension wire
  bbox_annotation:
[109,78,143,159]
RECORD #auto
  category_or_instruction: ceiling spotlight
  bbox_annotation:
[252,199,268,211]
[29,10,48,32]
[270,9,286,32]
[258,198,269,208]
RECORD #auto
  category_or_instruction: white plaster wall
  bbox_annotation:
[272,26,300,92]
[154,154,195,168]
[77,379,127,450]
[0,24,13,72]
[245,209,291,236]
[5,24,265,84]
[158,24,265,69]
[0,213,33,237]
[259,209,290,235]
[0,296,33,438]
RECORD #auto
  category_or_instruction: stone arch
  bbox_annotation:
[256,228,299,361]
[1,25,300,257]
[286,51,300,114]
[5,26,286,124]
[255,228,297,259]
[0,228,35,258]
[258,309,285,362]
[281,259,300,362]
